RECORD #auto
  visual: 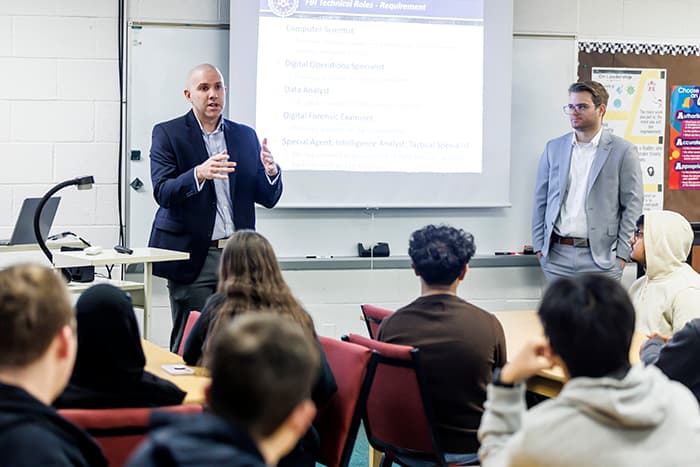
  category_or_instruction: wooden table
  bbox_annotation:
[142,340,209,404]
[493,310,564,397]
[494,310,643,397]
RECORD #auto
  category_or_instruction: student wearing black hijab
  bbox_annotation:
[55,284,186,409]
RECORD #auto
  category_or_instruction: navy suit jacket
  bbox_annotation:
[148,110,283,283]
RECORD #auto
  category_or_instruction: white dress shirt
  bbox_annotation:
[192,117,235,241]
[192,115,280,241]
[554,128,603,238]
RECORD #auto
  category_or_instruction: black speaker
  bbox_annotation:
[62,266,95,283]
[357,242,390,257]
[59,246,95,283]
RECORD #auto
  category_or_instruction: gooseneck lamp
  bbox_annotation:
[33,176,95,281]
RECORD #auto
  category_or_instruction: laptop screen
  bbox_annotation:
[6,197,61,245]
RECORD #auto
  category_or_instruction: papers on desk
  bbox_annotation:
[161,364,195,375]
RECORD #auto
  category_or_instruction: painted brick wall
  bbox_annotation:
[0,0,119,250]
[0,0,227,249]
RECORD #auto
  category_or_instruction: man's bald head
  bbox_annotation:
[184,63,226,130]
[187,63,224,90]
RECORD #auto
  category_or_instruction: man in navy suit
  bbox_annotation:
[148,64,283,351]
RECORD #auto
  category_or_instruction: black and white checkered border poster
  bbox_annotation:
[579,41,700,56]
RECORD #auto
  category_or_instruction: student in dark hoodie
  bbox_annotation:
[54,283,185,409]
[641,318,700,404]
[127,312,319,467]
[0,264,106,467]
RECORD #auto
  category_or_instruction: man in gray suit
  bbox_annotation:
[532,81,643,281]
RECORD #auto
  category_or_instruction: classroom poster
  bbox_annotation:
[592,68,666,211]
[669,85,700,190]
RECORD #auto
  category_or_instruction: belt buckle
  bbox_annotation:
[573,238,587,247]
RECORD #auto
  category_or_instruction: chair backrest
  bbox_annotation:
[60,404,203,467]
[360,304,394,339]
[315,336,373,467]
[343,333,448,467]
[177,310,201,356]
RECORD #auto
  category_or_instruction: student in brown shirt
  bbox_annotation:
[378,224,506,464]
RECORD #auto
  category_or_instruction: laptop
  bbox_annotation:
[0,197,61,246]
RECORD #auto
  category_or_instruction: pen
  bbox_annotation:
[495,251,518,255]
[305,255,334,259]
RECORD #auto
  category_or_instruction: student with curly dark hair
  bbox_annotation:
[378,224,506,465]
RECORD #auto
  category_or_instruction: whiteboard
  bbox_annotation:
[126,26,576,258]
[126,24,229,248]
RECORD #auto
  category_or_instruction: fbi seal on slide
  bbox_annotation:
[268,0,299,17]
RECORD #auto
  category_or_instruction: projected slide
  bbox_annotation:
[256,0,484,173]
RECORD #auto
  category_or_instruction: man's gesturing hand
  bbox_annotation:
[196,150,236,183]
[260,137,278,177]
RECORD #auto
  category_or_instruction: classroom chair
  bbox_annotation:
[343,334,478,467]
[59,404,203,467]
[315,336,373,467]
[177,310,201,356]
[360,304,394,339]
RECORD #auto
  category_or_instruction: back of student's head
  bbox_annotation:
[71,283,145,385]
[538,274,634,378]
[0,264,74,368]
[207,312,320,438]
[409,224,476,286]
[214,230,314,335]
[218,230,286,288]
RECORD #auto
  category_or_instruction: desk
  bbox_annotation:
[0,240,86,269]
[54,247,189,339]
[142,340,209,405]
[493,310,644,397]
[0,239,84,252]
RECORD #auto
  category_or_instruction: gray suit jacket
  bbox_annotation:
[531,130,643,269]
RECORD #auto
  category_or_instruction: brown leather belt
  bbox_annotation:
[552,233,589,248]
[209,239,224,248]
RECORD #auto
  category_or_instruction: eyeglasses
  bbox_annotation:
[634,228,644,240]
[562,103,594,115]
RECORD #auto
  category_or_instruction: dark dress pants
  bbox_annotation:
[167,247,221,352]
